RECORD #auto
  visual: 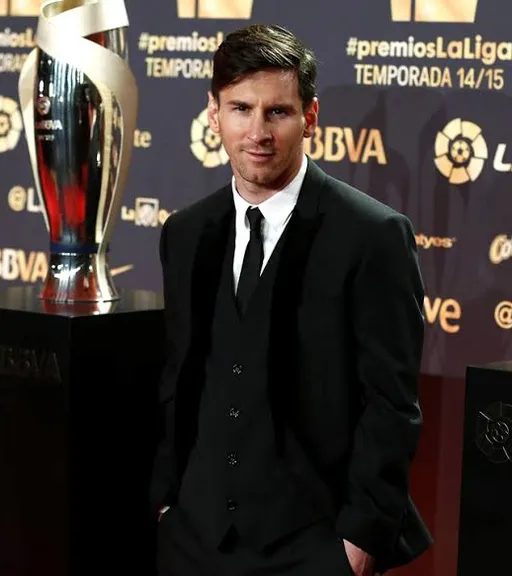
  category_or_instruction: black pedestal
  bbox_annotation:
[0,286,165,576]
[458,361,512,576]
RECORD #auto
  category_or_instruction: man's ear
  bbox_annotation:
[207,91,220,134]
[304,97,319,139]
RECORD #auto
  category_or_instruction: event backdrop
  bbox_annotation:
[0,0,511,379]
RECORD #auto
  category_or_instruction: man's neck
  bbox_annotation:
[234,184,283,205]
[234,156,304,205]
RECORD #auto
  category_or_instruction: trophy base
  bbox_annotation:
[458,361,512,575]
[40,252,120,303]
[0,285,165,574]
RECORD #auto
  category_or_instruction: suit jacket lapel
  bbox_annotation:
[274,159,326,298]
[189,186,234,353]
[269,159,327,446]
[176,186,234,474]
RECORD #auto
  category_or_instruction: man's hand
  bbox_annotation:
[343,539,376,576]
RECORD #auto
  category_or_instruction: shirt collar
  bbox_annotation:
[232,154,308,231]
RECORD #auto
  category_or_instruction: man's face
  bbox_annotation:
[208,70,318,193]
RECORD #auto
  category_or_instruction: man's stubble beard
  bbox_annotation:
[235,158,278,187]
[232,141,304,190]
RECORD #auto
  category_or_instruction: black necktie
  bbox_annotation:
[236,207,264,315]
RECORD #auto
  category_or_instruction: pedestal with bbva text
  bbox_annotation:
[458,361,512,575]
[0,286,165,576]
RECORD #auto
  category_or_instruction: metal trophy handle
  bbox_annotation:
[18,0,138,302]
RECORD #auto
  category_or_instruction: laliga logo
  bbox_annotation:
[0,95,23,153]
[476,402,512,463]
[391,0,478,23]
[0,0,41,16]
[177,0,253,19]
[435,118,512,184]
[434,118,488,184]
[121,197,174,227]
[191,108,229,168]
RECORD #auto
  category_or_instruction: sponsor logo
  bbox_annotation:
[0,0,41,16]
[495,301,512,330]
[305,127,387,165]
[0,345,61,383]
[390,0,479,23]
[489,235,512,264]
[424,296,462,334]
[176,0,253,19]
[415,234,456,249]
[0,95,23,153]
[0,248,47,283]
[434,118,487,184]
[121,197,175,227]
[190,107,229,168]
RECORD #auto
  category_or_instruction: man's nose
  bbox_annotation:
[248,112,272,144]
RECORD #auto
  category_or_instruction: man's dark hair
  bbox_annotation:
[211,24,317,108]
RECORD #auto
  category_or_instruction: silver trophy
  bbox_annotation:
[19,0,138,302]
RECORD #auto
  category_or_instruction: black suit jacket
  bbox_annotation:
[153,159,433,571]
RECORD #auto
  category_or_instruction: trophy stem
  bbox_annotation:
[41,252,119,303]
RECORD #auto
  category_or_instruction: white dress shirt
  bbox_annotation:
[232,154,308,293]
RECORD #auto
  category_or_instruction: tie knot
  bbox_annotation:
[246,207,263,234]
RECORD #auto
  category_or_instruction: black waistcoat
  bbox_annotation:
[178,217,333,550]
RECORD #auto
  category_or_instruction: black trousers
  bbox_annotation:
[157,505,354,576]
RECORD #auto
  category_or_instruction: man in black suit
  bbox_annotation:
[153,23,432,576]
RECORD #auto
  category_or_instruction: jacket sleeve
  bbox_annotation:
[335,213,425,561]
[149,216,180,516]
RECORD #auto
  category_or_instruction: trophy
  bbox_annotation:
[18,0,138,302]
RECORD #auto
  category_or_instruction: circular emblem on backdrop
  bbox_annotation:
[0,95,23,154]
[434,118,488,185]
[476,402,512,464]
[36,96,51,116]
[7,185,27,212]
[190,108,229,168]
